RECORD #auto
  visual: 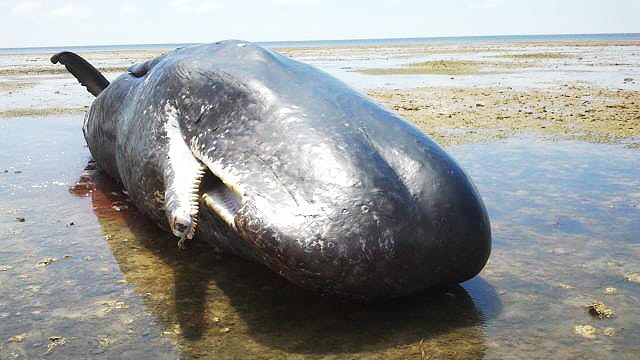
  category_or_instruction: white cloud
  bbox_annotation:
[170,0,224,12]
[11,1,43,16]
[120,5,137,15]
[170,0,191,7]
[468,0,504,9]
[197,0,222,12]
[274,0,325,5]
[51,3,90,17]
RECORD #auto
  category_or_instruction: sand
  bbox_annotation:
[367,85,640,146]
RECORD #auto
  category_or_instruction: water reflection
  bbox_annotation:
[78,166,500,358]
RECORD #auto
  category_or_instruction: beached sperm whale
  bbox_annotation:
[51,40,491,299]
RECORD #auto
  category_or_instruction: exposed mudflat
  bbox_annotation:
[368,85,640,146]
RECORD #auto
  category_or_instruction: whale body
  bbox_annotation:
[52,40,491,299]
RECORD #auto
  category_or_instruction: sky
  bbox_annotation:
[2,0,639,48]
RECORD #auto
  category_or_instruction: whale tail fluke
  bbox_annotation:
[51,51,110,97]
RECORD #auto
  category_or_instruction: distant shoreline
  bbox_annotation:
[1,32,639,55]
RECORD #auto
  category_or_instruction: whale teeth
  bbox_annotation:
[181,162,208,245]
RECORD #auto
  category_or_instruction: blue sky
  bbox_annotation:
[2,0,639,48]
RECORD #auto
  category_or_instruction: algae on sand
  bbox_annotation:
[0,107,86,118]
[355,60,536,76]
[488,52,573,59]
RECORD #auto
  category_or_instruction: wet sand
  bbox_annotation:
[1,40,639,359]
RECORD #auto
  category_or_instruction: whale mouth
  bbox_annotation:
[199,172,243,227]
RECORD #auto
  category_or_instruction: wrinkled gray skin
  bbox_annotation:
[78,40,490,299]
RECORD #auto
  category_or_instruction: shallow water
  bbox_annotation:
[1,116,639,359]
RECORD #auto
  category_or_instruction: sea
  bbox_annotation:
[1,32,639,54]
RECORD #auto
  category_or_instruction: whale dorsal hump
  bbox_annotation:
[50,52,110,97]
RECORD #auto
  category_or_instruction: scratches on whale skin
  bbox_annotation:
[255,153,301,208]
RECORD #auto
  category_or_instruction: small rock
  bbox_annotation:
[0,265,13,271]
[623,77,633,83]
[15,216,26,222]
[95,300,128,317]
[219,327,231,333]
[8,334,26,343]
[67,221,75,226]
[574,324,597,339]
[588,301,615,319]
[475,102,485,107]
[604,287,617,295]
[35,257,56,267]
[45,336,66,354]
[558,283,576,289]
[212,317,220,323]
[625,273,640,283]
[96,335,114,348]
[111,201,128,211]
[14,170,22,174]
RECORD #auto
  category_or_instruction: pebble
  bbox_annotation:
[625,273,640,283]
[45,336,66,354]
[0,264,13,271]
[35,257,56,267]
[8,334,26,343]
[111,201,128,211]
[574,325,597,339]
[588,301,615,319]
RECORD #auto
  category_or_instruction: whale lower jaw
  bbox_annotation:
[201,176,242,227]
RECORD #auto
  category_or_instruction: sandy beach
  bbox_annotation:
[1,39,639,359]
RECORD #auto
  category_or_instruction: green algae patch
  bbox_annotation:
[356,60,535,76]
[0,107,86,118]
[489,52,573,59]
[0,81,36,92]
[0,66,129,77]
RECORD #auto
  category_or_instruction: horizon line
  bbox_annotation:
[2,31,639,51]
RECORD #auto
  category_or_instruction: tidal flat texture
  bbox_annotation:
[1,39,639,359]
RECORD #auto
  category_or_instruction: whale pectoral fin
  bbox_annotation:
[50,51,110,97]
